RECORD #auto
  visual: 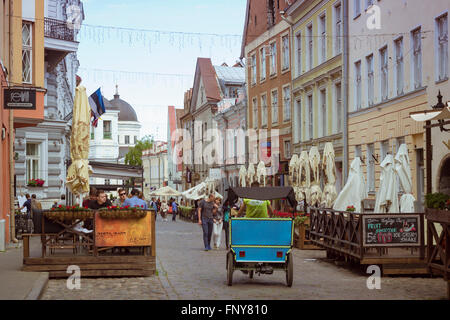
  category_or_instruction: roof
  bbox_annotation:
[109,92,138,122]
[214,65,245,84]
[103,96,117,111]
[190,58,221,112]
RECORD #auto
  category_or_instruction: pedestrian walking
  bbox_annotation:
[171,198,178,222]
[150,197,158,220]
[198,193,216,251]
[212,197,223,249]
[160,200,169,221]
[222,200,231,250]
[19,194,32,219]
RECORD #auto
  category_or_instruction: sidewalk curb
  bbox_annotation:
[25,272,49,300]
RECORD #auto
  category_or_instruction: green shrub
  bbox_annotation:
[425,193,450,209]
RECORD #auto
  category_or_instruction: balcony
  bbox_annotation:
[44,18,79,70]
[44,18,75,41]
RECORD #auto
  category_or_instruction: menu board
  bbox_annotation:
[95,212,152,247]
[362,215,421,247]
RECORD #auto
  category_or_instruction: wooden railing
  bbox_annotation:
[309,207,425,262]
[426,208,450,299]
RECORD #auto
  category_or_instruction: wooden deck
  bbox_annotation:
[309,207,428,275]
[22,211,156,278]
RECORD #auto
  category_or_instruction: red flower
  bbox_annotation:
[141,205,144,208]
[58,205,62,208]
[84,206,88,209]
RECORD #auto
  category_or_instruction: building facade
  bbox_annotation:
[142,141,168,196]
[286,0,345,193]
[241,0,295,186]
[14,0,84,208]
[347,0,449,210]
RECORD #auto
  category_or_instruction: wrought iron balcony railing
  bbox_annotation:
[44,18,75,42]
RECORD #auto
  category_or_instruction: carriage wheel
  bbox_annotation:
[286,252,293,287]
[227,251,234,286]
[249,270,254,279]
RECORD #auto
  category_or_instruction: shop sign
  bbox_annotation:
[4,88,36,109]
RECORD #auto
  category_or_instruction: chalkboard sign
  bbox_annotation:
[362,215,421,247]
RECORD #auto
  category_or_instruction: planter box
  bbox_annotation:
[295,218,322,250]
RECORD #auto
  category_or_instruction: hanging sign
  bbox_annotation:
[4,88,36,109]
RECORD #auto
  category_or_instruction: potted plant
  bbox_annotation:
[27,178,45,187]
[346,205,356,212]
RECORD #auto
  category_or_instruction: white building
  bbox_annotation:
[89,87,141,187]
[142,141,169,196]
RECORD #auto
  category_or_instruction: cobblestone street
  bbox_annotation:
[41,218,448,300]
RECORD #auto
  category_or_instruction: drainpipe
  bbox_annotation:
[342,0,349,183]
[9,0,18,243]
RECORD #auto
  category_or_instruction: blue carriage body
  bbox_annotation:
[230,218,294,263]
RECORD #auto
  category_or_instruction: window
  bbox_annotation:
[334,3,342,55]
[282,35,289,70]
[295,32,302,77]
[271,90,278,124]
[355,60,362,110]
[260,47,266,81]
[251,54,256,84]
[436,14,448,81]
[320,89,327,137]
[134,136,137,144]
[412,28,422,89]
[380,140,389,161]
[354,0,361,17]
[380,46,388,101]
[366,54,374,106]
[307,24,313,70]
[270,42,277,75]
[284,140,291,159]
[395,38,404,95]
[295,99,302,142]
[26,143,40,182]
[103,121,112,139]
[252,97,258,129]
[22,22,32,83]
[268,0,276,27]
[335,82,342,133]
[308,94,313,140]
[105,179,110,185]
[261,94,268,127]
[283,86,291,121]
[367,143,375,192]
[319,14,326,63]
[125,135,130,144]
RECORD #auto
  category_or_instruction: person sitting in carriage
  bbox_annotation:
[237,181,274,218]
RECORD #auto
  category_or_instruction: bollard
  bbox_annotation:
[0,219,5,251]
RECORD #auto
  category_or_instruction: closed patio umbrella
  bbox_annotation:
[321,142,337,208]
[309,147,322,207]
[297,151,311,205]
[374,154,400,213]
[333,157,367,213]
[395,144,416,213]
[238,165,247,187]
[66,85,92,202]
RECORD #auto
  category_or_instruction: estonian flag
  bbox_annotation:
[88,88,106,127]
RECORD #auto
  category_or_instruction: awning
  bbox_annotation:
[68,160,143,180]
[226,186,297,208]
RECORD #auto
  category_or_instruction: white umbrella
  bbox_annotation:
[182,182,222,200]
[289,154,299,187]
[395,144,416,213]
[238,165,247,187]
[247,163,256,185]
[374,154,399,213]
[333,157,367,213]
[321,142,337,208]
[297,151,311,204]
[256,161,267,186]
[150,186,181,197]
[309,147,322,207]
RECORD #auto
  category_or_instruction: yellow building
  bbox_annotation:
[286,0,345,192]
[347,0,449,210]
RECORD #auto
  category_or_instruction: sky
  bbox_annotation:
[77,0,247,141]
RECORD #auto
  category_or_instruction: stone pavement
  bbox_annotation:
[41,218,448,300]
[0,238,48,300]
